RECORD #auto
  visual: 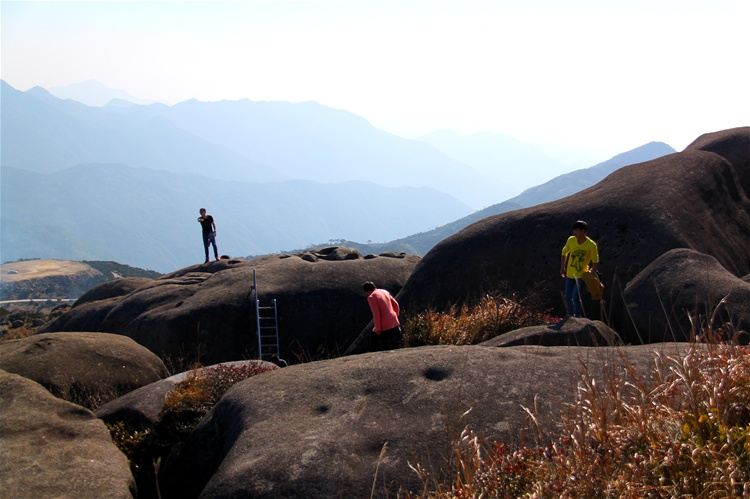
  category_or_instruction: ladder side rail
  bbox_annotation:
[272,298,280,358]
[253,269,263,360]
[256,297,262,360]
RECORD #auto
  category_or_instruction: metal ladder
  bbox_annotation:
[252,270,280,361]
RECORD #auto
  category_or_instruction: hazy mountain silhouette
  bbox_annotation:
[507,141,676,207]
[48,80,154,106]
[105,98,500,208]
[419,130,595,201]
[2,80,513,208]
[326,142,674,255]
[0,80,280,182]
[0,165,470,271]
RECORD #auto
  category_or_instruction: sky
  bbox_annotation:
[1,0,748,158]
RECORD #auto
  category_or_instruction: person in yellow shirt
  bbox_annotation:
[560,220,599,317]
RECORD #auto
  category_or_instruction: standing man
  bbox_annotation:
[198,208,219,264]
[560,220,599,317]
[363,281,402,351]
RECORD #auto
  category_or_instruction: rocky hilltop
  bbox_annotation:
[397,127,750,342]
[43,249,419,364]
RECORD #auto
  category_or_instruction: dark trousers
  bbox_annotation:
[372,326,403,351]
[203,231,218,261]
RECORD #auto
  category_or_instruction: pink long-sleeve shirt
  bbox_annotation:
[367,288,400,333]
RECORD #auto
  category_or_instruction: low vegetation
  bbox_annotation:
[405,343,750,497]
[107,362,277,497]
[403,294,556,346]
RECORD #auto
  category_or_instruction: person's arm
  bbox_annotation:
[212,219,217,233]
[368,296,382,333]
[590,242,600,273]
[560,238,571,278]
[390,294,400,317]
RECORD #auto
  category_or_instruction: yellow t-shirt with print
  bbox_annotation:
[562,236,599,279]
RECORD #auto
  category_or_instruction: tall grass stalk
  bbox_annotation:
[405,342,750,497]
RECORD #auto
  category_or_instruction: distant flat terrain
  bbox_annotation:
[1,260,100,283]
[0,259,160,300]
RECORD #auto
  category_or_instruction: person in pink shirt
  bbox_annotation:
[363,281,402,351]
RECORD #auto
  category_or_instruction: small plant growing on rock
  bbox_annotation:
[403,294,554,346]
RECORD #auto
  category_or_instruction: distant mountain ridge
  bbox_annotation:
[0,164,470,271]
[1,80,501,208]
[324,141,674,255]
[418,130,596,201]
[0,80,280,182]
[507,141,676,207]
[0,258,160,300]
[49,80,155,106]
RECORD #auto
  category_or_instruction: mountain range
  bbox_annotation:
[320,141,675,255]
[1,79,675,271]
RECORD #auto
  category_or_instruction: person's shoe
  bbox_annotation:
[203,260,209,264]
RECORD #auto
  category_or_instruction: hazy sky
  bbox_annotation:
[2,0,748,157]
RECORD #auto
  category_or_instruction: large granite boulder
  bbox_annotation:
[42,250,419,364]
[0,332,168,408]
[397,128,750,336]
[480,317,622,347]
[159,343,699,498]
[0,369,135,498]
[623,248,750,343]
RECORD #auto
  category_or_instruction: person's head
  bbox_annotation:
[199,208,206,216]
[362,281,376,296]
[572,220,588,238]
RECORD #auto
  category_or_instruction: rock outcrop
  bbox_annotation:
[480,317,622,347]
[0,332,168,408]
[397,128,750,339]
[623,248,750,343]
[43,250,419,363]
[0,369,135,498]
[159,343,699,498]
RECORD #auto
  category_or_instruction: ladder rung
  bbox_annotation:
[258,306,275,310]
[260,335,278,339]
[260,326,277,330]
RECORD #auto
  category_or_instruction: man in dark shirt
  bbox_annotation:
[198,208,219,263]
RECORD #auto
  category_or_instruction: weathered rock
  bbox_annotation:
[0,332,168,408]
[480,317,622,347]
[97,360,277,431]
[397,128,750,340]
[0,369,135,498]
[159,343,700,498]
[76,276,153,305]
[42,250,419,364]
[623,248,750,343]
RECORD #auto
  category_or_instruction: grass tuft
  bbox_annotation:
[403,294,557,346]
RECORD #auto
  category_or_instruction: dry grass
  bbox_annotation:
[107,362,277,497]
[403,295,557,347]
[404,343,750,498]
[163,362,276,414]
